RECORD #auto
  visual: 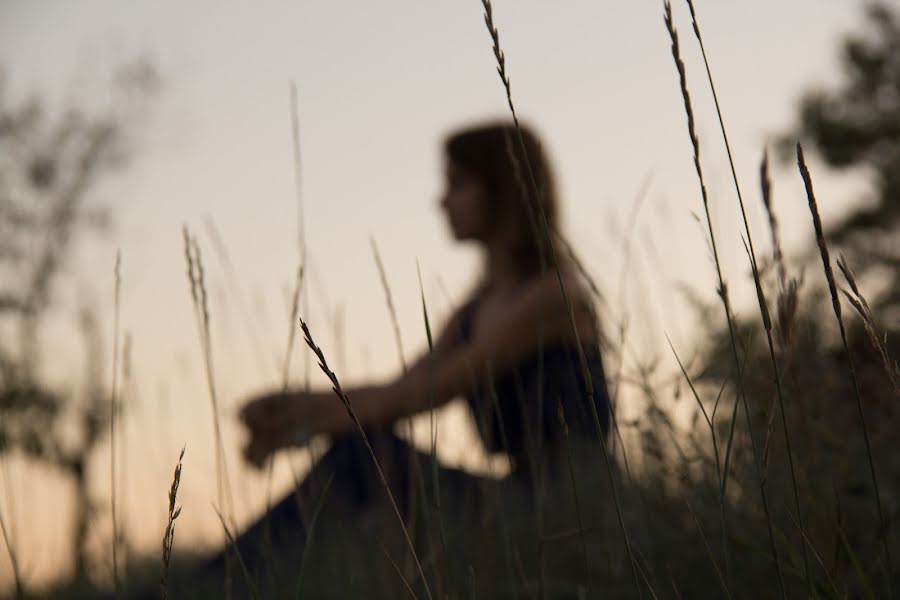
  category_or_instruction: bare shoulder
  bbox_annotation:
[512,268,597,344]
[529,267,593,312]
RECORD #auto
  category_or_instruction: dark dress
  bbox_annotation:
[194,291,612,596]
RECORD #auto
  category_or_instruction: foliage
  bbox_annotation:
[0,59,158,582]
[783,2,900,317]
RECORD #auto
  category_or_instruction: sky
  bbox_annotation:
[0,0,885,589]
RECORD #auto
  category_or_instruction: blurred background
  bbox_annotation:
[1,0,897,594]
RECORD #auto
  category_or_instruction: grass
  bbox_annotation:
[299,317,433,600]
[160,446,184,600]
[108,251,122,598]
[3,3,900,600]
[481,0,643,595]
[663,2,787,595]
[798,144,893,597]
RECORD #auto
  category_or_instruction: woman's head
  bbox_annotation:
[441,121,559,277]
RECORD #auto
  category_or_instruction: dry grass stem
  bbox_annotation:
[416,262,451,589]
[370,237,407,372]
[683,496,731,599]
[109,250,122,596]
[183,226,236,546]
[0,494,22,599]
[299,317,433,600]
[294,472,335,598]
[797,143,893,596]
[160,446,184,600]
[480,1,642,594]
[837,255,900,398]
[282,264,305,391]
[663,3,784,592]
[213,505,260,600]
[556,401,592,598]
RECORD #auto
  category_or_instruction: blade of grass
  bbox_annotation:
[382,540,421,600]
[797,144,893,598]
[371,238,435,584]
[214,504,261,600]
[479,2,643,595]
[109,250,122,596]
[416,262,451,593]
[294,472,334,598]
[683,496,731,599]
[160,446,185,600]
[556,400,593,598]
[682,1,811,592]
[666,333,731,586]
[661,4,785,594]
[837,255,900,398]
[183,226,236,596]
[299,318,433,600]
[0,482,22,600]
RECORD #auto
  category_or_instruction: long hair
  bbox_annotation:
[443,121,559,278]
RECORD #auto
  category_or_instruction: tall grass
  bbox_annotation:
[479,1,643,595]
[0,491,21,600]
[182,226,236,598]
[661,3,785,595]
[13,5,900,599]
[680,1,810,593]
[109,251,122,596]
[160,446,184,600]
[798,144,893,597]
[299,317,434,600]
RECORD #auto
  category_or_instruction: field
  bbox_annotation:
[2,1,899,598]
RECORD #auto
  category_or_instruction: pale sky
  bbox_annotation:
[0,0,883,589]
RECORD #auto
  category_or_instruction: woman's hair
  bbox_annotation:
[444,121,560,277]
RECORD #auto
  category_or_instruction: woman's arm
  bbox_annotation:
[384,272,595,420]
[240,272,594,466]
[239,303,467,466]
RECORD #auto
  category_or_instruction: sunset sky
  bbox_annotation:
[0,0,880,588]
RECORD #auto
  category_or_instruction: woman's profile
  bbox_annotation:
[203,120,612,593]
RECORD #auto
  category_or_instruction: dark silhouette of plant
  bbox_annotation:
[0,58,159,584]
[783,2,900,316]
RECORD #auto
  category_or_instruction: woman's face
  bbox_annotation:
[440,160,491,242]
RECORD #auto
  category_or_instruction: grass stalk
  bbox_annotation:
[183,226,236,597]
[299,318,433,600]
[371,237,437,584]
[416,262,451,592]
[109,250,122,596]
[160,446,184,600]
[797,144,893,597]
[682,1,811,592]
[294,472,334,599]
[666,334,731,591]
[683,496,731,598]
[261,263,306,588]
[479,2,644,595]
[837,255,900,398]
[0,488,22,600]
[214,505,261,600]
[182,227,235,521]
[203,218,273,380]
[661,4,786,595]
[556,401,593,599]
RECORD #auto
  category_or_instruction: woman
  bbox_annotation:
[213,121,611,592]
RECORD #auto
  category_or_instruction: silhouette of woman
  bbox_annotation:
[204,121,612,592]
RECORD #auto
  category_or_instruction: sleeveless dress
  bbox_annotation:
[458,291,612,477]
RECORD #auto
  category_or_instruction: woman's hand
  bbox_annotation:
[239,390,329,469]
[238,384,394,468]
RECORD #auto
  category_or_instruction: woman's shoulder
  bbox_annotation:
[528,265,593,311]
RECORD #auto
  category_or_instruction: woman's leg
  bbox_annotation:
[195,430,418,583]
[191,428,489,598]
